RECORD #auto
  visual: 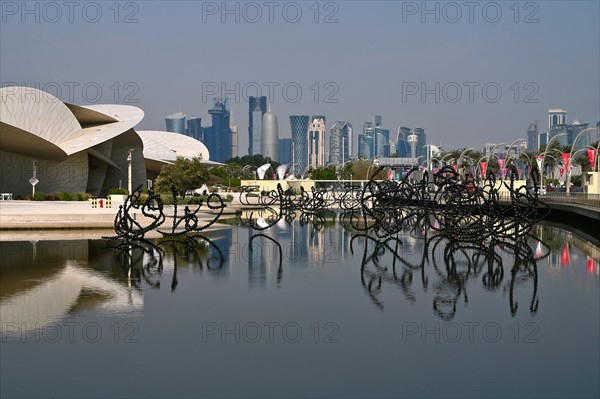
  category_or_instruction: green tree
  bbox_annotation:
[155,157,210,193]
[350,159,387,180]
[308,165,338,180]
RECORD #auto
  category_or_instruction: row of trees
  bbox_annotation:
[154,154,278,193]
[153,141,598,193]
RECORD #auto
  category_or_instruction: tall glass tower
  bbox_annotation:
[248,96,267,155]
[414,128,426,160]
[166,112,186,134]
[289,115,310,176]
[374,127,390,157]
[395,127,411,157]
[329,121,352,165]
[187,117,203,141]
[527,122,538,151]
[278,138,292,164]
[308,116,326,169]
[358,134,373,159]
[204,99,231,162]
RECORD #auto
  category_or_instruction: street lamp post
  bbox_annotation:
[504,139,526,180]
[541,133,567,188]
[32,160,37,197]
[566,127,597,194]
[127,149,134,194]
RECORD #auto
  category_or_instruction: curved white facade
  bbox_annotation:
[0,86,146,197]
[137,130,214,180]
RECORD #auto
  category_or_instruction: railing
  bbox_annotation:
[499,192,600,209]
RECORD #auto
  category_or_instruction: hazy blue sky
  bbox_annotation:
[2,0,599,155]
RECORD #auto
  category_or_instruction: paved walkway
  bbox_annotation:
[0,199,241,233]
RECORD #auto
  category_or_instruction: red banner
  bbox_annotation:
[561,152,571,170]
[480,162,488,178]
[588,149,597,170]
[498,159,506,178]
[452,164,458,172]
[559,167,564,178]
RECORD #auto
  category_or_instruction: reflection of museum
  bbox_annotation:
[0,86,211,196]
[0,240,143,333]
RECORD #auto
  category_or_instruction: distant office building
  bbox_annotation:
[548,108,569,146]
[550,120,589,147]
[308,116,326,169]
[527,122,538,151]
[204,98,232,162]
[230,109,238,158]
[360,122,374,158]
[414,128,426,160]
[278,138,292,165]
[329,121,352,165]
[187,117,203,141]
[248,96,267,155]
[539,133,548,148]
[166,112,186,134]
[358,134,374,159]
[395,127,411,157]
[290,115,310,176]
[261,106,279,161]
[548,108,567,131]
[484,143,508,158]
[373,115,382,127]
[375,127,390,157]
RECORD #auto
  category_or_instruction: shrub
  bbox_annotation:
[228,178,241,187]
[33,191,45,201]
[76,192,91,201]
[56,192,72,201]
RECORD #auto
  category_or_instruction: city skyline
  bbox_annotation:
[2,2,597,157]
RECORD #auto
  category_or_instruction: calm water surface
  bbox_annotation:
[1,221,598,398]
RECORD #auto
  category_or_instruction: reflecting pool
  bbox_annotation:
[1,221,598,398]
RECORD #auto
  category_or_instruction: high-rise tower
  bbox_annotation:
[329,121,352,165]
[527,122,538,151]
[248,96,267,155]
[289,115,310,177]
[308,116,326,169]
[204,98,231,162]
[187,117,202,141]
[548,109,567,131]
[166,112,186,134]
[261,104,279,162]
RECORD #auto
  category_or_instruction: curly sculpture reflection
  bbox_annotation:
[351,219,549,319]
[103,185,226,290]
